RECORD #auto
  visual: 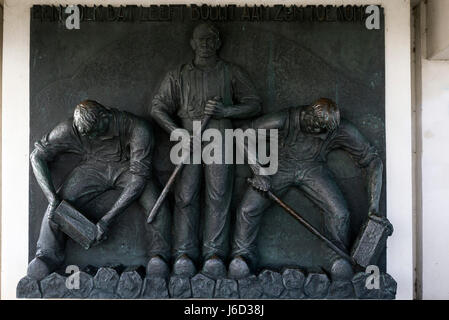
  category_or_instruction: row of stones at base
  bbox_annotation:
[17,267,397,299]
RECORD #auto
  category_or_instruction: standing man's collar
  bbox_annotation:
[187,58,224,72]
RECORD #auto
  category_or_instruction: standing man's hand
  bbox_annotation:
[204,96,228,119]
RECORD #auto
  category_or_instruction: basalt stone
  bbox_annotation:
[327,281,355,299]
[304,273,330,299]
[258,269,285,298]
[191,273,215,298]
[67,271,94,298]
[89,289,120,299]
[169,276,191,298]
[284,288,305,299]
[282,268,305,299]
[117,271,143,299]
[141,277,169,299]
[16,276,42,298]
[352,272,381,299]
[238,275,263,299]
[381,273,397,299]
[214,279,239,299]
[41,272,69,298]
[93,267,119,294]
[354,272,397,299]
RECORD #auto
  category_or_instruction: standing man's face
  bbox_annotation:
[190,26,220,58]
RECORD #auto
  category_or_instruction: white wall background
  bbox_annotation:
[416,1,449,300]
[1,0,414,299]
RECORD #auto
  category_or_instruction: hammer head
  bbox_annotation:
[351,214,393,269]
[53,200,97,250]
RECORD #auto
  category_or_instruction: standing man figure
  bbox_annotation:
[229,98,384,281]
[151,23,261,278]
[27,100,171,280]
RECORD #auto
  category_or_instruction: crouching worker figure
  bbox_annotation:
[229,98,384,281]
[27,100,171,280]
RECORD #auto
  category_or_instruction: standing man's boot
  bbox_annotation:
[201,255,226,279]
[228,256,251,279]
[173,254,196,277]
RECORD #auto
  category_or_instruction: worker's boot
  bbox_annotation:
[228,256,251,279]
[146,255,169,279]
[27,257,52,281]
[330,257,354,281]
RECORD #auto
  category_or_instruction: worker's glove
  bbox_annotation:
[247,175,271,192]
[95,219,110,244]
[47,195,61,222]
[368,203,381,219]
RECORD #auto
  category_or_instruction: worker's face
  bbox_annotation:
[76,114,109,139]
[191,27,220,58]
[302,107,327,134]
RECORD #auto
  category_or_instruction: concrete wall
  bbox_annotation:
[0,0,3,299]
[415,1,449,299]
[1,0,413,299]
[426,0,449,60]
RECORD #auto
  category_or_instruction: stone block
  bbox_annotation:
[282,268,305,298]
[16,276,41,298]
[214,279,239,299]
[191,273,215,298]
[41,272,69,298]
[238,275,263,299]
[304,273,330,299]
[327,281,355,299]
[258,269,285,298]
[67,271,94,298]
[141,277,169,299]
[169,276,191,298]
[93,267,119,294]
[117,271,143,299]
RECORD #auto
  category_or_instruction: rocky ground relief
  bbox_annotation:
[17,266,396,299]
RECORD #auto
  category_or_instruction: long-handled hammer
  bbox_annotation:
[147,114,212,224]
[259,186,393,270]
[263,188,358,267]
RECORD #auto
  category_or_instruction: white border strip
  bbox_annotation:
[1,0,413,299]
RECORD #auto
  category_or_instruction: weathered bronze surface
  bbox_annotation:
[229,99,388,281]
[18,5,395,299]
[26,100,171,282]
[151,23,261,278]
[146,114,212,224]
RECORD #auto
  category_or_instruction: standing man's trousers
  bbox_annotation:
[172,118,234,262]
[231,163,350,269]
[35,161,171,268]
